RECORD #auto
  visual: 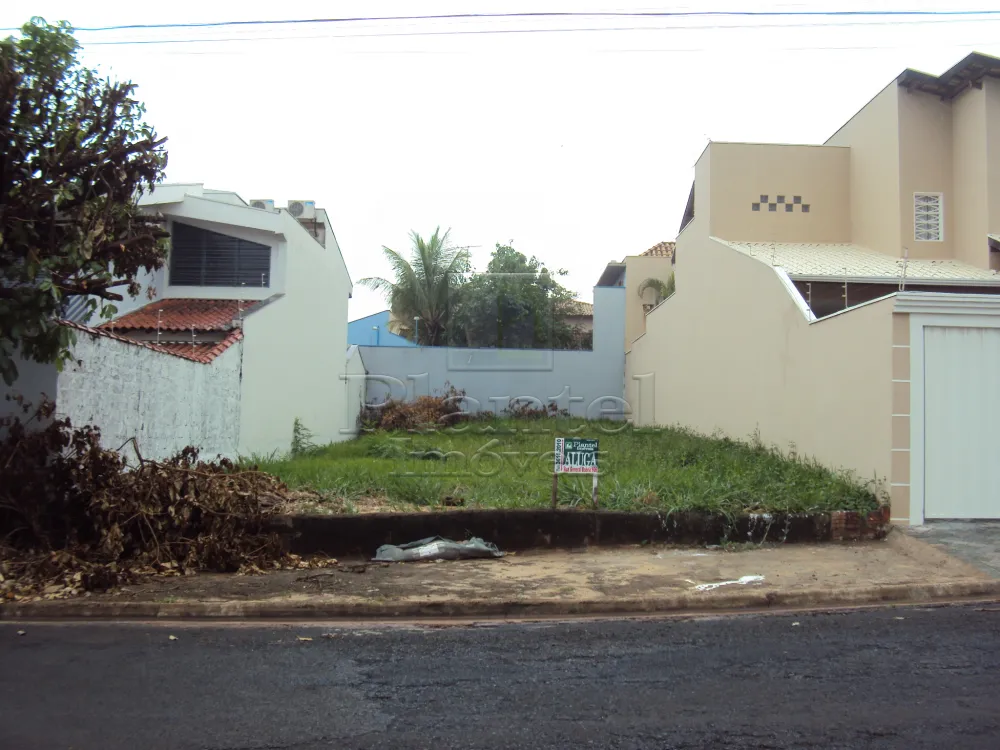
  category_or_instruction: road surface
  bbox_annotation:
[2,605,999,749]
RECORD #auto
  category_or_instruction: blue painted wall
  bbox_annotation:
[347,310,416,347]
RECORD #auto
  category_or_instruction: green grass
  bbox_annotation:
[253,419,884,516]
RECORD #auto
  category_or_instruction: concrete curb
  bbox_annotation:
[4,579,999,621]
[274,506,891,557]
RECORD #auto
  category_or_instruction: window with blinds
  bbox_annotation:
[914,193,943,242]
[169,222,271,287]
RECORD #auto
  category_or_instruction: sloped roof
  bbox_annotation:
[61,320,243,364]
[640,241,676,258]
[714,240,1000,284]
[102,298,261,332]
[560,299,594,316]
[147,335,244,363]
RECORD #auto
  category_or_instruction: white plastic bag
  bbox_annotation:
[373,536,504,562]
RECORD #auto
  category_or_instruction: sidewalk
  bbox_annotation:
[3,530,998,620]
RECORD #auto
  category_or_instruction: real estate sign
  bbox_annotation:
[554,437,599,474]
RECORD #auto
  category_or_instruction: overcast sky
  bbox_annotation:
[5,1,1000,319]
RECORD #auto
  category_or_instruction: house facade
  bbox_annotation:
[597,241,676,350]
[628,52,1000,523]
[4,184,362,459]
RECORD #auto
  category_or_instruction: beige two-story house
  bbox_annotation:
[628,52,1000,524]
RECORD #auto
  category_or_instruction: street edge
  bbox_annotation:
[4,579,999,621]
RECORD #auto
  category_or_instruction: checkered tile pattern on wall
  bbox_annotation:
[751,195,810,213]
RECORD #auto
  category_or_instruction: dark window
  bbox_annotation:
[752,203,761,211]
[169,222,271,287]
[777,195,785,203]
[785,204,794,212]
[768,203,777,212]
[801,204,811,213]
[760,195,768,203]
[793,196,802,204]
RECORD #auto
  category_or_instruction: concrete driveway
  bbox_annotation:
[905,521,1000,578]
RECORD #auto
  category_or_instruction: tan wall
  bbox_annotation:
[825,84,901,256]
[890,313,911,522]
[986,80,1000,260]
[707,142,850,243]
[628,217,894,495]
[898,89,955,259]
[952,85,989,268]
[694,143,711,231]
[624,255,673,351]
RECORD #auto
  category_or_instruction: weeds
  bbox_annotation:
[260,419,884,515]
[291,418,318,457]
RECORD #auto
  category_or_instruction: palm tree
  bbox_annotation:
[359,227,470,345]
[637,273,675,306]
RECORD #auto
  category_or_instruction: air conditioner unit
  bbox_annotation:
[249,199,275,211]
[287,200,316,220]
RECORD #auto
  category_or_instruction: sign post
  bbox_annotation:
[553,437,600,509]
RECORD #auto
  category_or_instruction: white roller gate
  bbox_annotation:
[922,325,1000,519]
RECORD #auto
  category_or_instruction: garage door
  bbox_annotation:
[924,325,1000,519]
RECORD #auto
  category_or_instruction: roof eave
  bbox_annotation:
[789,274,1000,287]
[596,263,626,287]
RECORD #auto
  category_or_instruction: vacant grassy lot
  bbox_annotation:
[256,419,883,516]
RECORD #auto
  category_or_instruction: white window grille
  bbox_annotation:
[914,193,943,242]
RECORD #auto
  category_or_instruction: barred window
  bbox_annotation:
[914,193,943,242]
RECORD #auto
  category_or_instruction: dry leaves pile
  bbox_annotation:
[0,400,295,600]
[359,385,477,432]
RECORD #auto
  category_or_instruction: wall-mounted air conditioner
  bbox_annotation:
[287,200,316,220]
[249,199,275,211]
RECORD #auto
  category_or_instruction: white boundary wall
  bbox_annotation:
[359,287,627,419]
[56,332,242,461]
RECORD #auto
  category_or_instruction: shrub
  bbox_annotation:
[0,400,293,597]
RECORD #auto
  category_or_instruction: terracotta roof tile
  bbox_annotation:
[149,332,244,364]
[101,298,260,332]
[560,300,594,316]
[640,241,676,258]
[60,320,243,364]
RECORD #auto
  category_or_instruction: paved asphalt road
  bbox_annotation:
[2,605,1000,749]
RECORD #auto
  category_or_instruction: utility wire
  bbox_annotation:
[81,15,1000,47]
[5,9,1000,33]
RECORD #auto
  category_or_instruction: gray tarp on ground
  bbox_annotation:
[373,536,504,562]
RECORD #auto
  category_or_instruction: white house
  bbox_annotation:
[4,184,364,460]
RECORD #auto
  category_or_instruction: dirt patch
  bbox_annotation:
[71,531,992,611]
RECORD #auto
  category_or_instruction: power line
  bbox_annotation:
[6,9,1000,34]
[79,15,1000,47]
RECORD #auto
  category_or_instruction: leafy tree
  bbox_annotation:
[358,227,470,345]
[452,242,580,349]
[0,18,168,384]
